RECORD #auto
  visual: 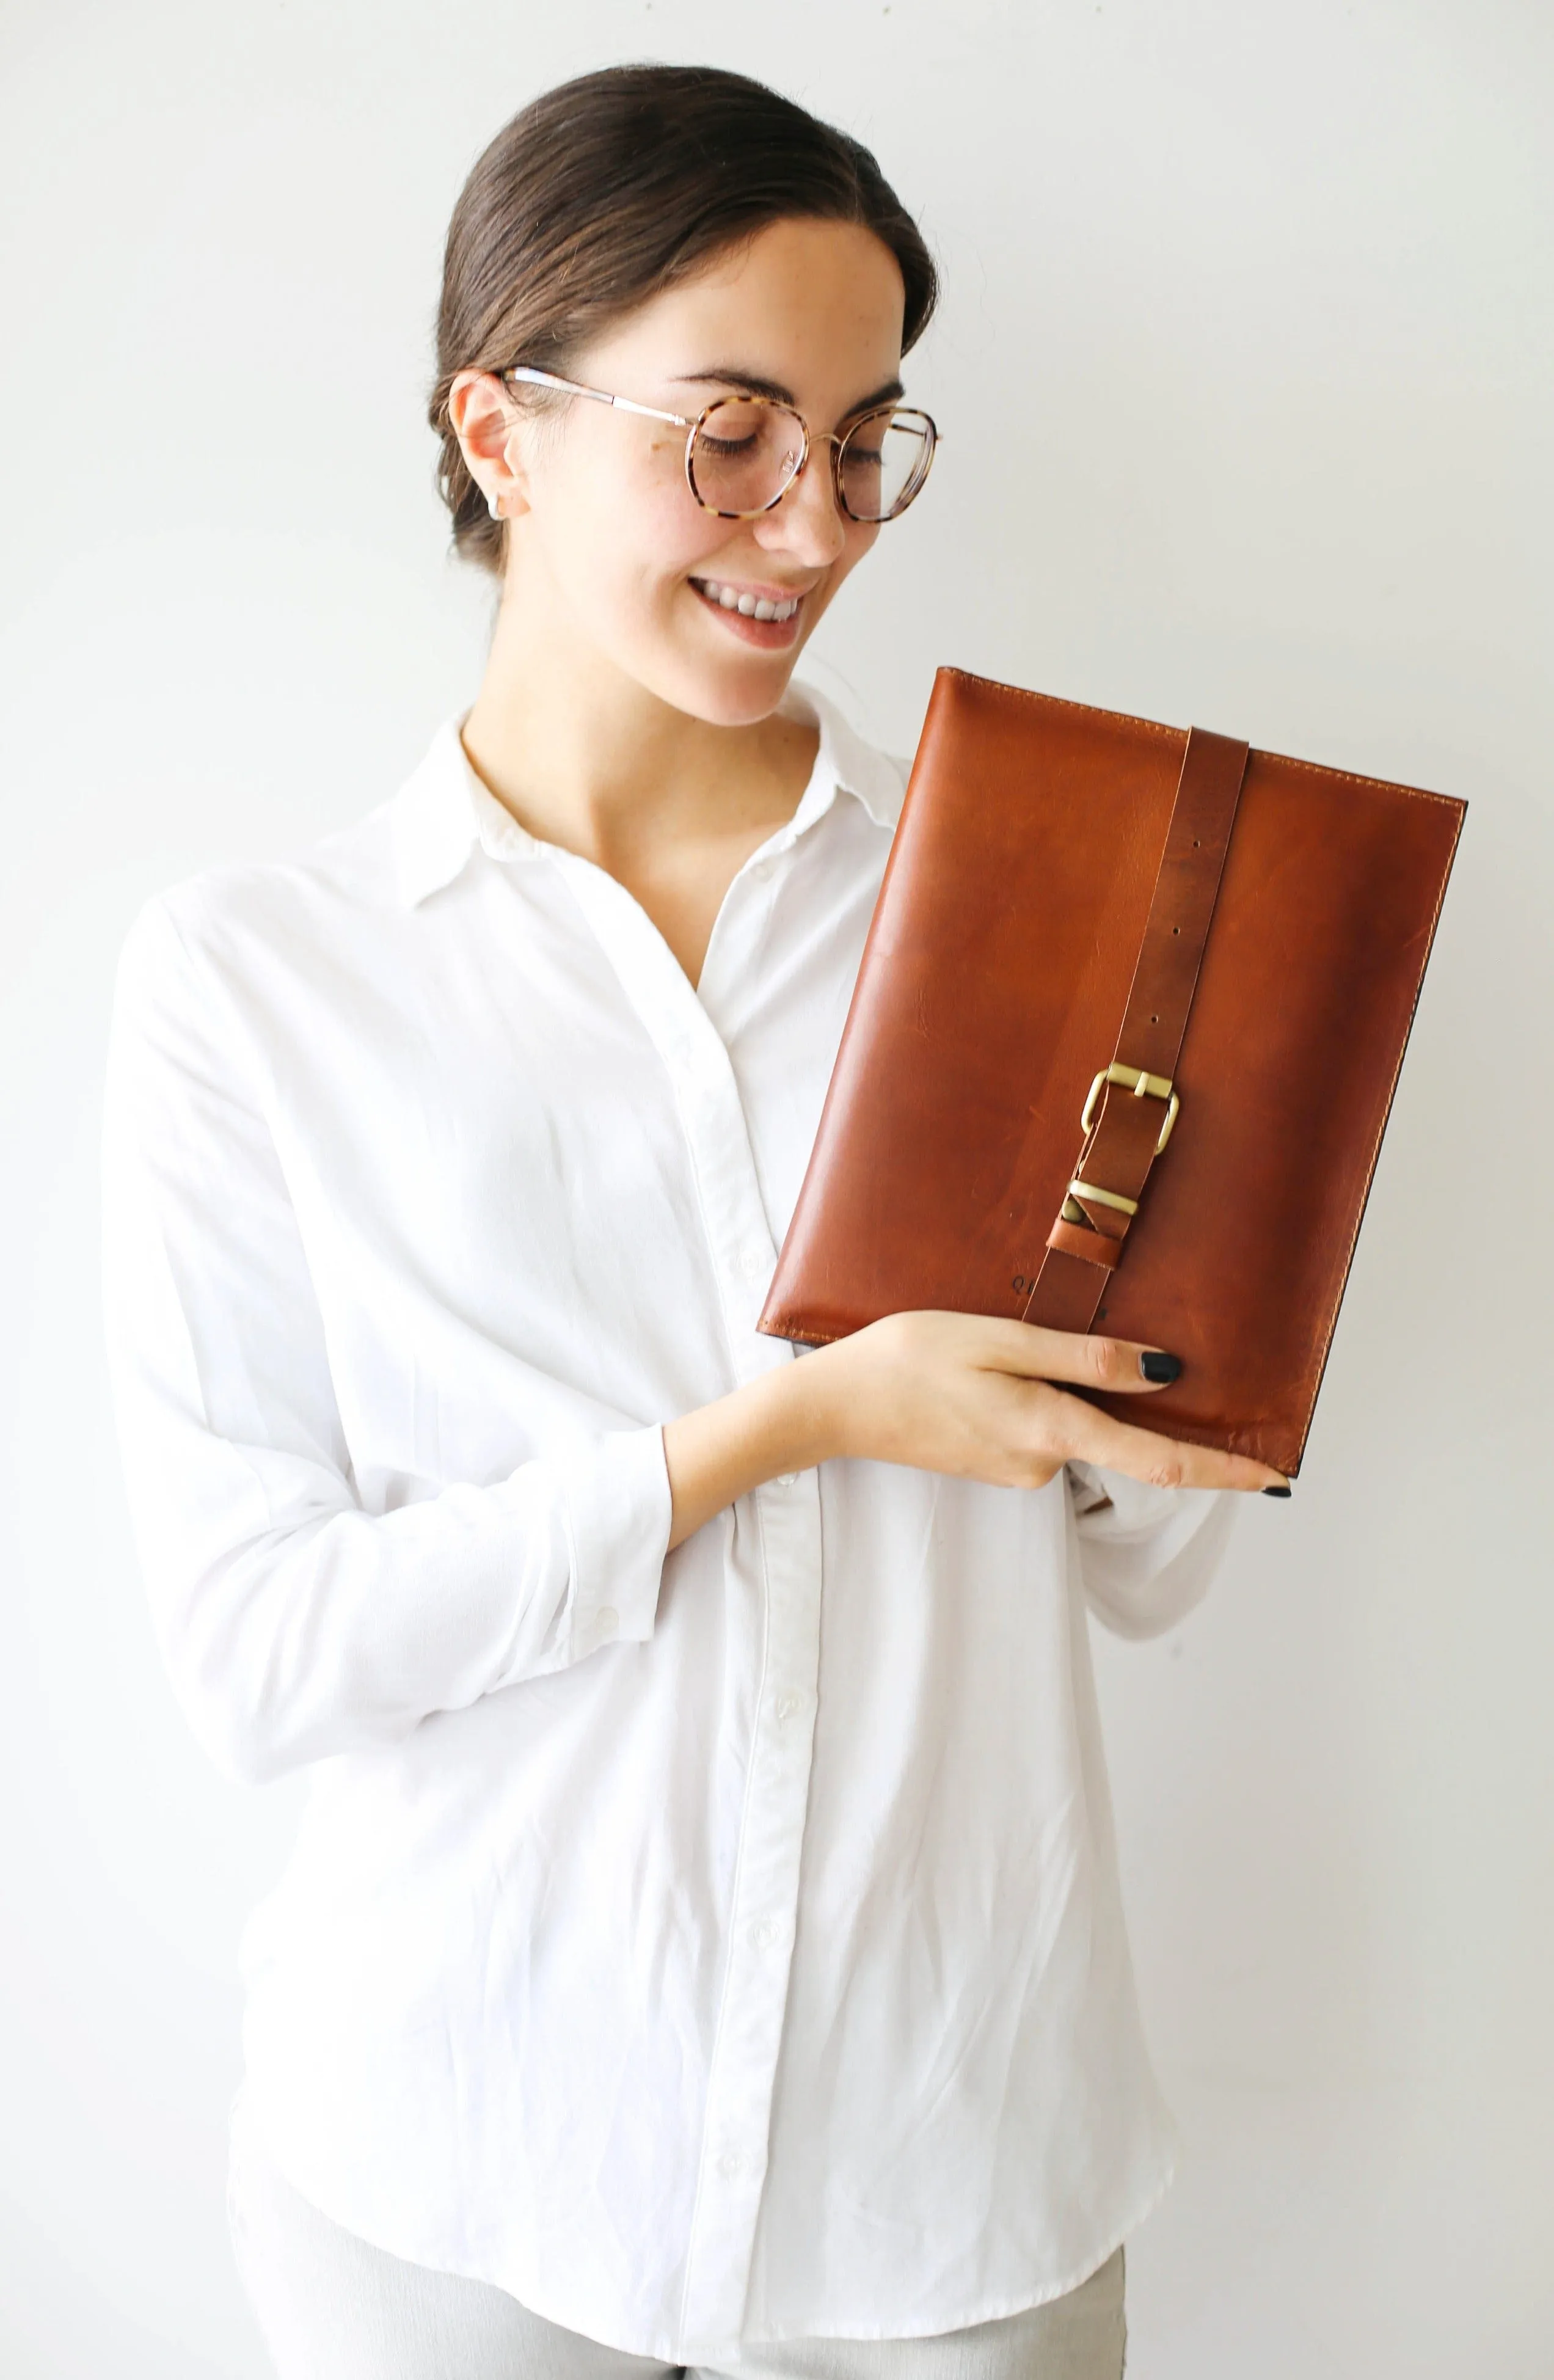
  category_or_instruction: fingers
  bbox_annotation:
[1048,1385,1286,1493]
[969,1316,1190,1397]
[866,1315,1290,1492]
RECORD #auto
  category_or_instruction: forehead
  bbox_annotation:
[585,218,907,398]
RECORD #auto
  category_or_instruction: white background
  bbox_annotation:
[2,1,1550,2371]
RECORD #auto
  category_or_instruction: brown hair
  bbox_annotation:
[428,64,939,575]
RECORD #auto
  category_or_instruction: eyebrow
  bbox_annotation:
[673,367,907,414]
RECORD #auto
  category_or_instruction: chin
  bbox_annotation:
[655,648,807,729]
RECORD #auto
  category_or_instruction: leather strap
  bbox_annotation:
[1021,726,1250,1335]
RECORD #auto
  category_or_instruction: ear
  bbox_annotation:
[448,371,533,520]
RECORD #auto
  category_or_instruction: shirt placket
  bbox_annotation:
[549,850,825,2359]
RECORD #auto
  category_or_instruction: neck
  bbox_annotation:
[458,574,818,877]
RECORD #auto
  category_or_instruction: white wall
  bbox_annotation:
[2,1,1550,2371]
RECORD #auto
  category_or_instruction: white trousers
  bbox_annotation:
[227,2086,1127,2380]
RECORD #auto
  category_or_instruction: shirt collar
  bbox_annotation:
[389,679,905,910]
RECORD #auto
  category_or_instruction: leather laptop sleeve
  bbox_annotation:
[758,668,1465,1476]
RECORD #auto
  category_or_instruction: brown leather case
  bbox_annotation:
[757,668,1465,1476]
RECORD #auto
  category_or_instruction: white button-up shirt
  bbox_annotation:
[101,684,1236,2362]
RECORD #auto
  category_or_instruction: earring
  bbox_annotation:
[486,487,502,520]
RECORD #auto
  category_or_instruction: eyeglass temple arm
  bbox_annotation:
[501,366,693,431]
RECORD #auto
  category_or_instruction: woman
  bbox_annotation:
[101,62,1285,2380]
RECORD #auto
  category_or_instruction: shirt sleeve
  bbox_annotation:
[1065,1461,1240,1640]
[100,894,674,1789]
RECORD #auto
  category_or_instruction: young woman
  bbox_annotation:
[102,64,1285,2380]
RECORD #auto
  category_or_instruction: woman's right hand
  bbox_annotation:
[663,1308,1286,1551]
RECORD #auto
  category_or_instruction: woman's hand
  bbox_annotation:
[663,1309,1286,1550]
[813,1310,1283,1494]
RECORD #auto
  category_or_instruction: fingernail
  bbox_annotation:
[1138,1351,1182,1384]
[1262,1483,1292,1498]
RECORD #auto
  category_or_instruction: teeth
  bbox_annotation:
[696,578,800,623]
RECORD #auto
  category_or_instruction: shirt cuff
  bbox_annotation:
[1068,1462,1238,1640]
[558,1423,674,1661]
[1070,1463,1222,1549]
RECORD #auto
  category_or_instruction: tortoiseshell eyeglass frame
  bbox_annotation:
[499,365,938,523]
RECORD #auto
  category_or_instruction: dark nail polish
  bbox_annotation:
[1262,1484,1292,1498]
[1138,1350,1182,1384]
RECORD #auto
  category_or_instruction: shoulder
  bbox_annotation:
[110,814,395,1071]
[145,800,399,961]
[109,721,460,1033]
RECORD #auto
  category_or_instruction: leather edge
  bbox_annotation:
[938,665,1470,812]
[1261,790,1470,1478]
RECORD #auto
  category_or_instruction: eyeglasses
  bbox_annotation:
[500,365,938,524]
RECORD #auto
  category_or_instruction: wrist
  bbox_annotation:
[662,1346,847,1551]
[768,1337,852,1472]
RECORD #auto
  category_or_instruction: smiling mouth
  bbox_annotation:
[690,575,805,624]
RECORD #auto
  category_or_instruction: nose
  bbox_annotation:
[755,439,849,567]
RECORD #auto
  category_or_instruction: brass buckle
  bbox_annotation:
[1063,1177,1137,1219]
[1081,1060,1180,1156]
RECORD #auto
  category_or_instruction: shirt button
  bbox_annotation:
[773,1691,802,1723]
[737,1245,770,1283]
[594,1607,619,1638]
[749,1917,780,1951]
[718,2150,745,2180]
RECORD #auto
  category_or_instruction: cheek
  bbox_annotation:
[549,450,723,616]
[635,482,735,591]
[837,520,883,579]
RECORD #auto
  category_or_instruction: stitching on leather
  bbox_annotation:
[1255,749,1462,806]
[936,666,1463,808]
[939,666,1178,743]
[1283,800,1465,1472]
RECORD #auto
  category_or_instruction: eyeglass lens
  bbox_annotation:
[836,408,934,522]
[688,400,933,521]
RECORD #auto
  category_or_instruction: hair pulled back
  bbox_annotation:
[428,64,938,575]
